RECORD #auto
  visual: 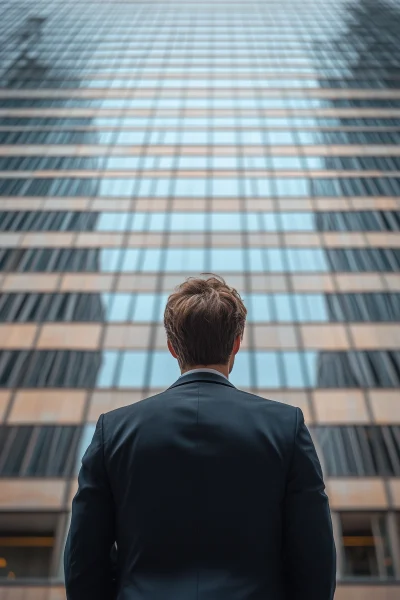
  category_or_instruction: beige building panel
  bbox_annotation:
[326,478,387,510]
[167,233,206,247]
[1,273,59,292]
[335,587,400,600]
[388,479,400,509]
[37,324,103,350]
[322,232,367,247]
[283,232,321,247]
[9,390,86,424]
[75,232,125,247]
[313,390,369,424]
[300,324,349,349]
[135,198,169,211]
[104,324,151,349]
[249,274,288,292]
[370,390,400,424]
[0,198,44,210]
[291,274,336,292]
[0,587,66,600]
[0,391,11,422]
[253,324,298,349]
[43,197,91,210]
[365,232,400,247]
[245,199,276,211]
[21,232,75,247]
[336,273,385,292]
[385,274,400,291]
[0,233,23,247]
[0,480,66,510]
[350,197,399,210]
[0,324,37,349]
[90,199,132,211]
[350,324,400,349]
[88,390,144,421]
[116,273,159,292]
[60,273,115,292]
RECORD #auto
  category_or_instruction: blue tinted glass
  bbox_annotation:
[274,294,294,321]
[294,294,328,322]
[96,212,129,231]
[271,156,303,170]
[279,212,314,231]
[262,213,278,231]
[96,351,119,387]
[149,351,180,387]
[98,179,134,197]
[243,156,270,169]
[175,178,207,197]
[149,214,168,231]
[211,213,242,231]
[156,294,169,320]
[303,351,318,387]
[106,157,141,170]
[170,213,206,231]
[305,157,326,169]
[248,248,264,271]
[165,248,205,271]
[286,248,327,272]
[268,131,295,145]
[275,178,309,197]
[120,249,141,271]
[100,249,121,272]
[255,352,281,388]
[130,213,148,231]
[230,351,252,387]
[249,295,273,322]
[242,131,263,144]
[282,352,306,387]
[255,178,272,197]
[211,249,244,271]
[132,294,157,321]
[212,179,240,197]
[118,351,147,387]
[117,131,147,144]
[141,249,163,271]
[179,157,208,169]
[245,213,261,231]
[107,294,132,321]
[265,249,285,272]
[212,131,236,144]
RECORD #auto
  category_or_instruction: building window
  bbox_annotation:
[0,513,59,580]
[340,513,395,579]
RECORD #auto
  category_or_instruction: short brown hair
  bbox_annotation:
[164,274,247,368]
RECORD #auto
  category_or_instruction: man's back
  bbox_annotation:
[65,371,336,600]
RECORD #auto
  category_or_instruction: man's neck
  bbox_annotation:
[181,364,229,379]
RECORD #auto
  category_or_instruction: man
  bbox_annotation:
[64,274,336,600]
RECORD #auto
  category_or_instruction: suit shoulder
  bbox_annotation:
[102,390,167,423]
[236,388,299,416]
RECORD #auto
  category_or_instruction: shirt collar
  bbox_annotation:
[179,367,228,381]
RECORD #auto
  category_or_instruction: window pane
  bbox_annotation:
[118,351,147,387]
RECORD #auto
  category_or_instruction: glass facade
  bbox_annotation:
[0,0,400,596]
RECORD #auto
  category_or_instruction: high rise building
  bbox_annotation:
[0,0,399,597]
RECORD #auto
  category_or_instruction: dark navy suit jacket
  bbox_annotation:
[64,371,336,600]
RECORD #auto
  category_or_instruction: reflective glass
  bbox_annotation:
[149,350,181,387]
[118,351,147,387]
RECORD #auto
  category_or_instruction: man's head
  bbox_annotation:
[164,274,247,375]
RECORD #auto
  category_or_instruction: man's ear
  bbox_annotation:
[233,334,241,356]
[167,339,178,359]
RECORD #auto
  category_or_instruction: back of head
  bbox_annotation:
[164,274,247,370]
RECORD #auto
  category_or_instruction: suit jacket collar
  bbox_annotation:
[168,370,236,390]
